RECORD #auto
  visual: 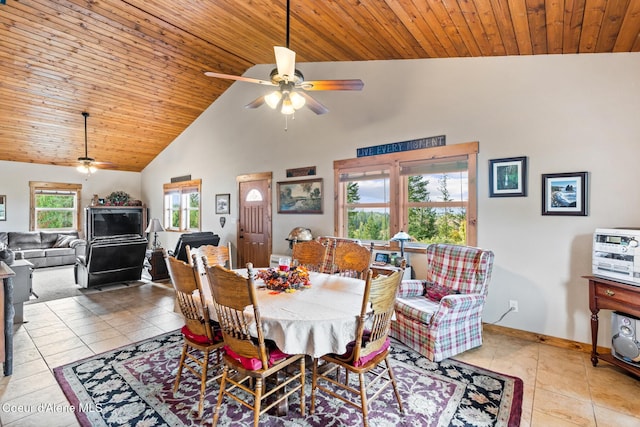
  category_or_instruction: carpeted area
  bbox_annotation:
[26,265,149,304]
[54,331,523,427]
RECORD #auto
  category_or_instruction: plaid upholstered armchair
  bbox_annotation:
[390,244,495,362]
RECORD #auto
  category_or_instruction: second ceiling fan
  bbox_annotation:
[204,0,363,116]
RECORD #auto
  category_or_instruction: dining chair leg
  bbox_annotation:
[299,358,306,417]
[173,343,188,393]
[359,372,369,427]
[385,357,405,413]
[197,349,209,418]
[212,366,229,427]
[253,377,263,427]
[310,358,319,414]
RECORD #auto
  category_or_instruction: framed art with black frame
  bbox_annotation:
[542,172,588,216]
[0,195,5,221]
[489,156,527,197]
[215,193,230,215]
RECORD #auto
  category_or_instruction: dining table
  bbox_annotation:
[200,269,366,358]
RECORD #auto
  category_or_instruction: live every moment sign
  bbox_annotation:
[356,135,446,158]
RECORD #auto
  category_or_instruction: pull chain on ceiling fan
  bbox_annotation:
[204,0,363,119]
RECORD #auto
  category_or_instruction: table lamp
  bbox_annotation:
[145,218,165,250]
[391,231,412,259]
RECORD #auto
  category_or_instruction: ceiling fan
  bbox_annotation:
[204,0,363,116]
[75,112,115,174]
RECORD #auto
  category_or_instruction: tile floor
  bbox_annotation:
[1,280,639,426]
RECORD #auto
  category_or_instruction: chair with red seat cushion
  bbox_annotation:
[310,270,404,427]
[204,262,306,427]
[164,252,224,419]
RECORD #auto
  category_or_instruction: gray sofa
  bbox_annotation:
[0,231,86,268]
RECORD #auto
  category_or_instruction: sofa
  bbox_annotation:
[390,243,494,362]
[0,231,86,268]
[74,234,148,288]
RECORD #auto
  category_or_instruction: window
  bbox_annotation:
[163,179,201,232]
[29,182,82,231]
[334,141,478,246]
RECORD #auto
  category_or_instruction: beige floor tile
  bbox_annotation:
[30,329,79,348]
[124,326,166,342]
[531,409,592,427]
[36,336,88,357]
[77,326,124,345]
[535,369,592,402]
[43,346,96,370]
[0,383,70,424]
[593,404,640,426]
[87,335,134,354]
[0,371,58,402]
[532,388,596,426]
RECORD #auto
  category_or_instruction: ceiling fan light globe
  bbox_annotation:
[265,91,281,109]
[281,97,295,115]
[290,91,306,110]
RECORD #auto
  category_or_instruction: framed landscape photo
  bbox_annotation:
[489,156,527,197]
[0,195,5,221]
[277,178,323,214]
[542,172,588,216]
[215,193,230,215]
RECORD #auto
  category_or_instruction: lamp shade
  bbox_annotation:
[391,231,411,242]
[145,218,165,233]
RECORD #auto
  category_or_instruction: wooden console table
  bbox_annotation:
[584,275,640,377]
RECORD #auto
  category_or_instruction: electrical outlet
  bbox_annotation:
[509,300,519,313]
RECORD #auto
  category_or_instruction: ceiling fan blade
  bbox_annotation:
[245,96,266,109]
[204,71,275,86]
[299,79,364,91]
[298,92,329,115]
[274,46,296,79]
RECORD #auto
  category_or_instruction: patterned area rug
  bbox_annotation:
[54,331,522,427]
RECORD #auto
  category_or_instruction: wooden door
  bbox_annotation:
[237,172,272,268]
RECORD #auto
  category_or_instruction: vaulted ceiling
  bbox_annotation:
[1,0,638,172]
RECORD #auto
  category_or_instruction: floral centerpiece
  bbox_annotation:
[256,266,311,292]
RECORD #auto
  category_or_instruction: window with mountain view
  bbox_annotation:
[334,142,478,246]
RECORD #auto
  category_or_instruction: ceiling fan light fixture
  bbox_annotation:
[265,91,282,109]
[289,91,306,110]
[280,95,295,115]
[77,163,96,174]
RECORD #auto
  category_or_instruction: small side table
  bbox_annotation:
[146,249,169,281]
[11,259,34,323]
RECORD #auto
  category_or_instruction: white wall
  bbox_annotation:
[0,161,141,237]
[142,52,640,348]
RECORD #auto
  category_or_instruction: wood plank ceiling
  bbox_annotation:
[1,0,638,172]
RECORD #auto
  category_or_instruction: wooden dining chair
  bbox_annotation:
[164,251,224,418]
[186,242,232,272]
[331,240,372,279]
[205,262,306,427]
[291,239,328,272]
[310,270,404,427]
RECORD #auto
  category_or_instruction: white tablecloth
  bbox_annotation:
[201,271,365,357]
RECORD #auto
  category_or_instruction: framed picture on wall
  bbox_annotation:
[0,195,5,221]
[215,193,230,215]
[489,156,528,197]
[542,172,588,216]
[277,178,323,214]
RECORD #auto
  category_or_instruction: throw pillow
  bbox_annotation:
[53,235,75,248]
[425,283,459,302]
